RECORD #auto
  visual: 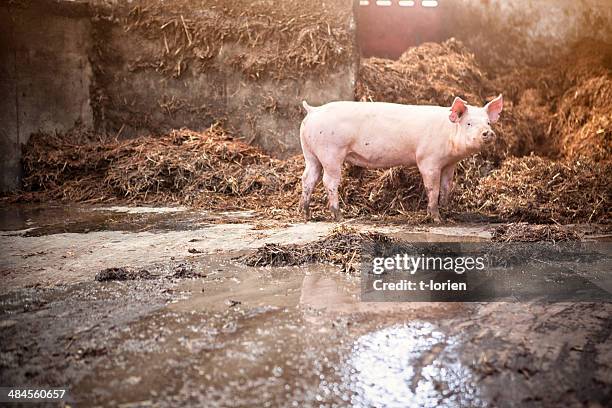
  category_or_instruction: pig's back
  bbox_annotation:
[308,101,449,142]
[313,101,448,129]
[303,101,452,168]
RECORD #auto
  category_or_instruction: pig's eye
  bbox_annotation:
[467,122,472,127]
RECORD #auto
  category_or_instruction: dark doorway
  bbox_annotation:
[357,0,444,59]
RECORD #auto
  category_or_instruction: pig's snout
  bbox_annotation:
[481,130,496,142]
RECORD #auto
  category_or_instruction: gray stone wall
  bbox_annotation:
[0,4,94,192]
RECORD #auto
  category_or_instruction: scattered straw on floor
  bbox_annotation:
[241,225,394,273]
[492,223,582,242]
[459,156,611,224]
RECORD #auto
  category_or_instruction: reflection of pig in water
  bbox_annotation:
[298,95,504,223]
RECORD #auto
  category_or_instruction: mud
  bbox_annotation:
[1,205,611,406]
[0,203,258,238]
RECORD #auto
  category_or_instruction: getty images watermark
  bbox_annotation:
[372,253,485,292]
[361,242,612,302]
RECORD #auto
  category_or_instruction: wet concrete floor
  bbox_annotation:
[0,205,610,407]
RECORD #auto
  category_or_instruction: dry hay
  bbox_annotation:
[355,39,552,162]
[96,0,354,80]
[477,40,612,161]
[492,223,582,243]
[556,72,612,161]
[356,38,489,107]
[307,155,611,225]
[19,130,119,202]
[18,124,301,209]
[498,41,612,162]
[460,156,611,225]
[104,126,284,204]
[11,125,610,225]
[241,225,394,273]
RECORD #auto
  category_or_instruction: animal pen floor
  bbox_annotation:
[0,205,611,406]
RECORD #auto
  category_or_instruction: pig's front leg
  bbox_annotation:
[418,162,442,223]
[439,164,456,207]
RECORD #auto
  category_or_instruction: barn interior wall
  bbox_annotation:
[0,1,357,192]
[0,4,94,192]
[455,0,612,43]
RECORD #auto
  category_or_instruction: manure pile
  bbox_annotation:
[354,38,611,224]
[6,35,611,225]
[18,125,302,212]
[241,225,394,273]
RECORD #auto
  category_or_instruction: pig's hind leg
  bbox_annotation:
[322,163,343,221]
[299,150,323,221]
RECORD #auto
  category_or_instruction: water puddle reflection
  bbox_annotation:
[341,322,482,407]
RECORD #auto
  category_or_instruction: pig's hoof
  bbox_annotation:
[299,203,311,222]
[427,210,443,224]
[331,207,343,222]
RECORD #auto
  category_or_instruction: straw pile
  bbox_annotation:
[14,126,609,224]
[8,35,611,227]
[554,42,612,161]
[19,124,301,208]
[356,38,489,107]
[458,156,610,224]
[492,223,581,243]
[241,225,394,273]
[98,0,354,80]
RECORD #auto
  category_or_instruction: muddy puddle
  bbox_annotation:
[0,204,260,237]
[0,205,611,406]
[2,256,610,406]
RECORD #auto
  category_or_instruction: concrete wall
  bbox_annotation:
[459,0,612,43]
[93,13,357,158]
[0,4,94,192]
[0,1,356,191]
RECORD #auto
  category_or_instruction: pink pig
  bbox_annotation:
[298,95,503,222]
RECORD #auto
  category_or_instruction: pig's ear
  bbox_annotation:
[449,97,468,123]
[485,94,503,123]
